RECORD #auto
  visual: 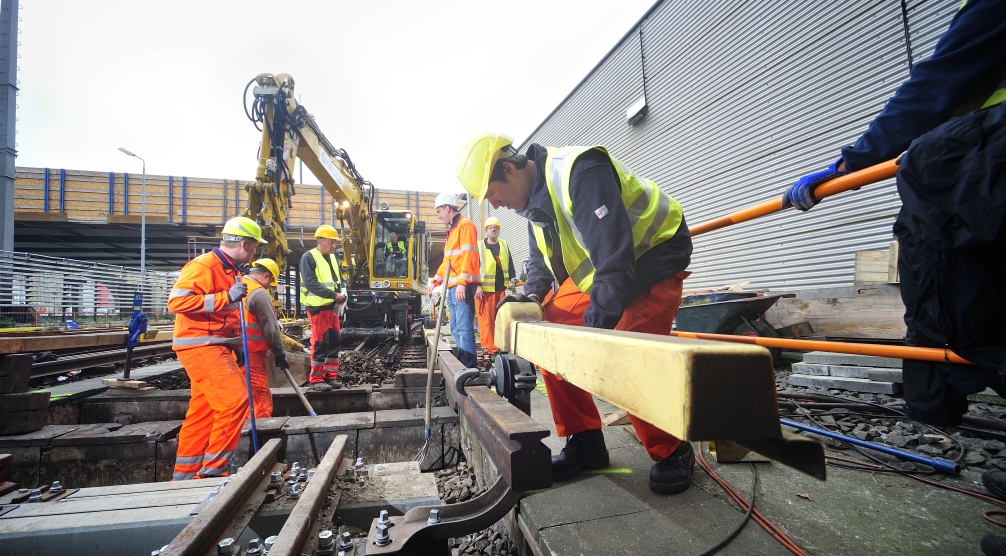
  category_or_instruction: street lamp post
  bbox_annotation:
[117,148,146,273]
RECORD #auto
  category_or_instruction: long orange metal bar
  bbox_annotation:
[667,330,971,365]
[689,159,899,236]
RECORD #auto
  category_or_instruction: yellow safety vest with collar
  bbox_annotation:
[300,248,343,307]
[479,239,512,293]
[531,146,683,294]
[386,240,406,254]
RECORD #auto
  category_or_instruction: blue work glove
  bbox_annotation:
[782,159,849,212]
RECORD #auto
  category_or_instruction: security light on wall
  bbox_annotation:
[626,96,648,126]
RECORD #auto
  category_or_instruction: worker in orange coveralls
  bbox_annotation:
[474,216,515,358]
[169,217,268,480]
[456,133,694,494]
[240,258,291,418]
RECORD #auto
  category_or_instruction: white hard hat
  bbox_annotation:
[435,192,459,209]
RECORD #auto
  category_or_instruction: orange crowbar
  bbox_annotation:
[668,330,971,365]
[688,159,899,236]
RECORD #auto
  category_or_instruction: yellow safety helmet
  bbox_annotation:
[455,132,516,202]
[252,258,280,286]
[222,216,269,244]
[315,225,340,240]
[484,216,501,230]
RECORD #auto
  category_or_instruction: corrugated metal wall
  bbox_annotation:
[491,0,957,291]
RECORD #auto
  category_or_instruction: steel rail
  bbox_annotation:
[29,343,175,378]
[266,435,348,556]
[160,438,281,556]
[688,159,899,236]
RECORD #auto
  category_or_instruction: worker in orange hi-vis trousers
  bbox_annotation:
[169,217,268,481]
[456,133,694,495]
[240,258,291,418]
[474,217,515,357]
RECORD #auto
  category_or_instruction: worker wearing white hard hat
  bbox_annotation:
[430,191,480,368]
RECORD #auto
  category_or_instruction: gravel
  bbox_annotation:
[433,461,517,556]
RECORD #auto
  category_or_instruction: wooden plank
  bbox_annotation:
[602,410,631,426]
[0,392,50,414]
[763,284,906,341]
[0,407,48,435]
[0,355,33,395]
[101,378,147,389]
[888,239,899,282]
[853,250,890,285]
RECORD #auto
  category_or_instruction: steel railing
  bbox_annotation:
[0,251,175,329]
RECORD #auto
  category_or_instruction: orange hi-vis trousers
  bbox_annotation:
[540,272,690,462]
[308,308,341,383]
[173,345,249,480]
[475,289,507,355]
[247,350,273,418]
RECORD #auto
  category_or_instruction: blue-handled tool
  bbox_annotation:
[236,277,259,454]
[781,418,960,475]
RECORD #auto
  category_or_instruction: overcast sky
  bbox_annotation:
[17,0,655,194]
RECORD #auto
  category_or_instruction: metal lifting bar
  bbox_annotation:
[688,159,898,236]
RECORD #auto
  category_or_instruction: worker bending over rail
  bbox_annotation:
[431,192,481,368]
[300,225,347,391]
[475,216,515,357]
[169,217,267,480]
[241,258,291,417]
[456,133,694,494]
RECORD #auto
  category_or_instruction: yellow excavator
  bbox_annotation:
[242,72,428,336]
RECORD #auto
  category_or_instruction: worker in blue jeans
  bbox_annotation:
[782,1,1005,552]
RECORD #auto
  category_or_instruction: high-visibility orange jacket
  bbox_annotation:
[434,213,481,289]
[169,248,243,351]
[241,276,285,357]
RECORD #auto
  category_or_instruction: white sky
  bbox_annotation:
[17,0,655,194]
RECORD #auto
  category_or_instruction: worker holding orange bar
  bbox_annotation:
[782,0,1006,436]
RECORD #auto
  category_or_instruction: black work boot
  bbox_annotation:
[982,534,1006,556]
[983,470,1006,500]
[649,441,695,494]
[551,429,609,481]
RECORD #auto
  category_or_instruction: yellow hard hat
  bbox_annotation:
[252,258,280,286]
[484,216,501,230]
[315,225,339,240]
[222,216,268,244]
[455,132,516,202]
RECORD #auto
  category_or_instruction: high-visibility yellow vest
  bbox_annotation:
[300,248,342,307]
[386,240,406,254]
[531,146,683,293]
[479,239,511,293]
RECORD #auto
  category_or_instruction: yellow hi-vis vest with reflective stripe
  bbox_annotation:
[300,248,342,307]
[479,239,511,293]
[531,146,683,294]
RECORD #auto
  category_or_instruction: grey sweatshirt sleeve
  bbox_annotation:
[246,288,285,358]
[299,252,336,299]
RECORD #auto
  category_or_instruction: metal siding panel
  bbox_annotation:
[498,0,955,292]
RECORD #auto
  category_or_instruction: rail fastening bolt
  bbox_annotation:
[318,530,334,549]
[378,510,390,525]
[270,471,282,485]
[263,536,277,554]
[27,489,42,502]
[375,523,391,546]
[245,538,263,555]
[428,509,441,525]
[50,481,63,493]
[217,537,237,555]
[290,483,301,498]
[338,531,354,550]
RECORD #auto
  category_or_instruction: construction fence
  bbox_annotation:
[0,251,175,329]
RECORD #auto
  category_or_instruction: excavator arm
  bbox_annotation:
[244,72,375,285]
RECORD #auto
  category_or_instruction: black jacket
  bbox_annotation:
[518,144,691,329]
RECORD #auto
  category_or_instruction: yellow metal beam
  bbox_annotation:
[495,303,779,441]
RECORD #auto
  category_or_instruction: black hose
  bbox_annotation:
[696,463,757,556]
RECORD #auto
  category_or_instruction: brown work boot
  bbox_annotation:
[327,379,344,390]
[308,382,333,392]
